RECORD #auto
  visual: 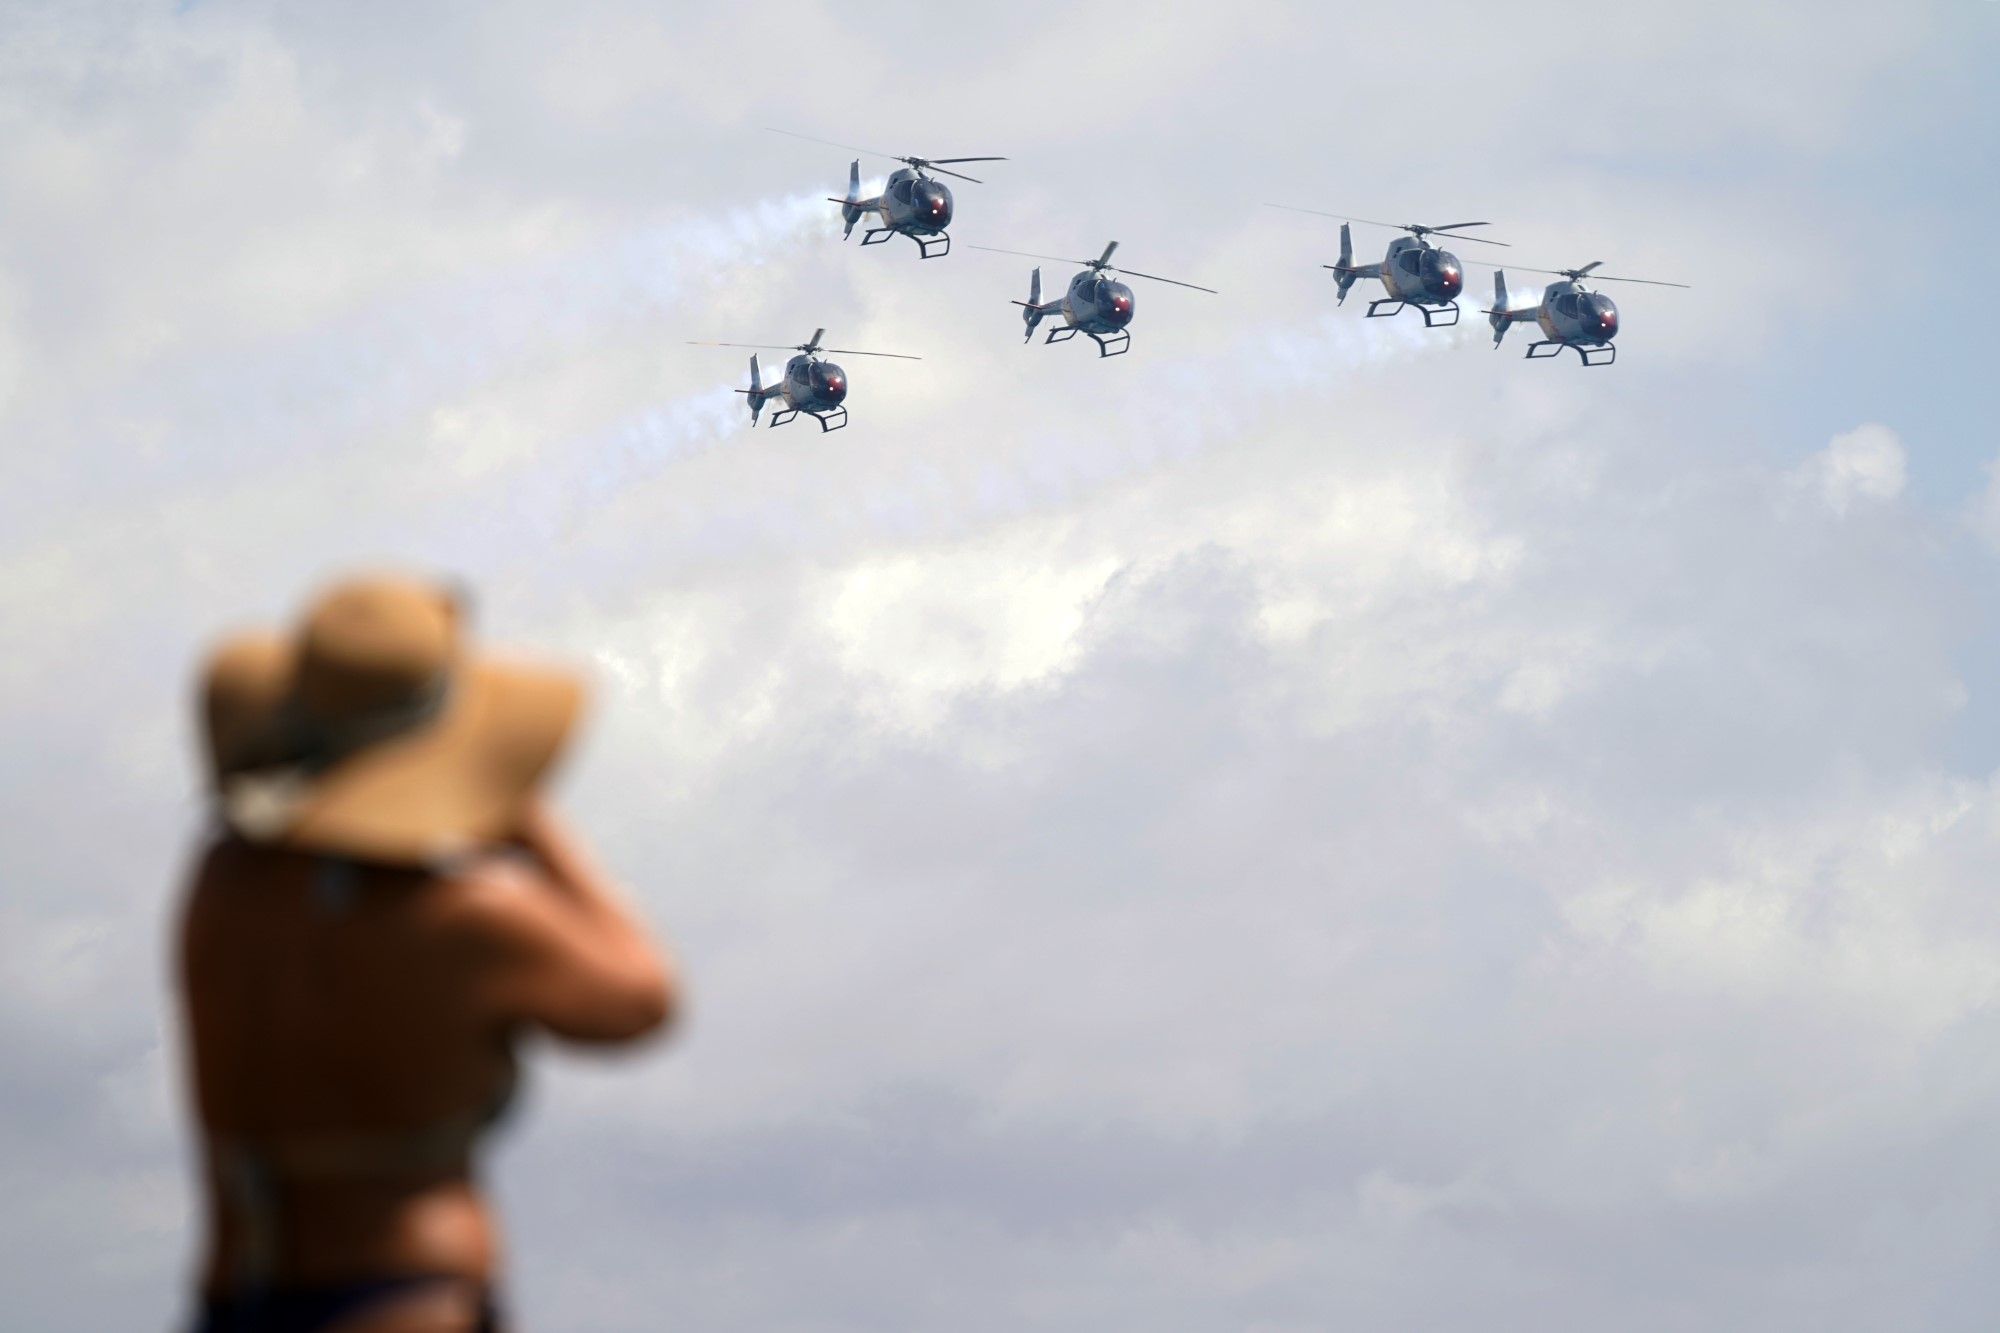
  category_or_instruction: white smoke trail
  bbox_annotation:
[498,300,1486,585]
[975,303,1485,518]
[9,190,839,553]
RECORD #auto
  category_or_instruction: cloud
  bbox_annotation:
[1796,422,1907,516]
[1965,449,2000,552]
[0,5,1994,1333]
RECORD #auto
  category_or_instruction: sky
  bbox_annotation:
[1,2,1998,1329]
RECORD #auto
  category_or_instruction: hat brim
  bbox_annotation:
[215,653,583,865]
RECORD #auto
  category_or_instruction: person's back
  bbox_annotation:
[177,576,674,1332]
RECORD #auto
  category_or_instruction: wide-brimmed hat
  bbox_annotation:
[200,574,584,865]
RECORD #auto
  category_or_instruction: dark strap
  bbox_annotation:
[192,1275,497,1333]
[216,1144,279,1299]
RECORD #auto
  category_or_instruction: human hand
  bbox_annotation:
[506,796,599,893]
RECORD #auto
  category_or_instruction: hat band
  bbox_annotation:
[291,673,453,774]
[218,674,454,845]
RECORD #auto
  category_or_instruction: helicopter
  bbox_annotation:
[965,241,1217,357]
[1484,262,1691,366]
[767,128,1006,259]
[685,328,921,432]
[1266,206,1510,328]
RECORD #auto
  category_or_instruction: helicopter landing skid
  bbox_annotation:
[860,227,949,259]
[1366,298,1460,327]
[1526,340,1616,367]
[1045,325,1129,357]
[766,406,849,432]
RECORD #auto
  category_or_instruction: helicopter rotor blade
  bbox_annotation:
[1097,241,1120,266]
[818,348,924,360]
[1552,259,1690,288]
[1108,266,1218,294]
[1587,273,1693,288]
[965,243,1093,266]
[922,156,1008,165]
[1460,259,1568,275]
[763,127,907,163]
[1267,205,1509,246]
[1458,259,1691,289]
[686,340,809,352]
[967,243,1212,289]
[1264,204,1406,231]
[918,165,986,183]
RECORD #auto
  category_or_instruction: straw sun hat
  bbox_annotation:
[200,574,584,865]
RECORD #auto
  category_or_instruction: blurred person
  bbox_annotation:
[176,574,676,1332]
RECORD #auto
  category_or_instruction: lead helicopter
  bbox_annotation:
[767,128,1006,259]
[1483,261,1691,366]
[686,329,921,432]
[1266,205,1510,328]
[966,240,1217,357]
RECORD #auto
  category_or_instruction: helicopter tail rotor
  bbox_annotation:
[1484,272,1541,348]
[1014,267,1047,343]
[736,353,767,424]
[1329,223,1358,304]
[838,160,865,240]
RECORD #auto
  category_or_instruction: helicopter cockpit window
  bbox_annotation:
[1399,250,1424,274]
[892,178,914,202]
[1556,294,1580,318]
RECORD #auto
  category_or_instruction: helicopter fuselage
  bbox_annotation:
[1008,241,1205,357]
[865,167,954,236]
[1325,224,1469,328]
[1535,280,1620,346]
[1375,236,1465,306]
[778,353,848,414]
[1486,272,1626,365]
[1061,270,1136,335]
[1018,268,1136,355]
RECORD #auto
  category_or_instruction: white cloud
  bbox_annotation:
[1796,422,1907,516]
[1967,453,2000,552]
[0,5,1990,1333]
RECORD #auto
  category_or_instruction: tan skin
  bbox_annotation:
[178,798,674,1332]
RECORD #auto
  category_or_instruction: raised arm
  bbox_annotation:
[461,800,678,1044]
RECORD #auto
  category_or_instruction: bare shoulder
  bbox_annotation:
[418,846,673,1041]
[180,836,292,930]
[186,834,266,893]
[424,854,570,949]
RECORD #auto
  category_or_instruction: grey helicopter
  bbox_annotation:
[767,129,1006,259]
[1266,205,1510,328]
[965,241,1217,357]
[1484,261,1691,366]
[686,328,920,432]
